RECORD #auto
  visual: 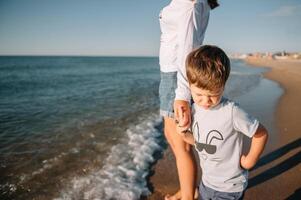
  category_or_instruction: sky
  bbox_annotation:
[0,0,300,56]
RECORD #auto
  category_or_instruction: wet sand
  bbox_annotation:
[146,58,301,200]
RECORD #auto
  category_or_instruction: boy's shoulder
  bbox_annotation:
[219,98,249,117]
[191,97,241,117]
[220,97,236,107]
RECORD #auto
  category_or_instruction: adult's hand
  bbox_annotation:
[174,100,191,130]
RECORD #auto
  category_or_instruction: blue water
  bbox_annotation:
[0,56,159,141]
[0,56,161,199]
[0,57,281,199]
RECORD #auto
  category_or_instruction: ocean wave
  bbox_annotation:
[225,71,262,98]
[230,71,255,76]
[54,113,163,200]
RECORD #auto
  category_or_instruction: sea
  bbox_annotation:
[0,56,282,200]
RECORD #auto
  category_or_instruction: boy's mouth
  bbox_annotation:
[202,104,211,109]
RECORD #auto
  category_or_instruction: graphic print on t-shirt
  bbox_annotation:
[193,122,224,160]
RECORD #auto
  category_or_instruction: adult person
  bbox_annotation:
[158,0,219,199]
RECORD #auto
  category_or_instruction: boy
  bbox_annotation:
[176,45,268,200]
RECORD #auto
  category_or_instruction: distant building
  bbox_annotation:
[232,51,301,60]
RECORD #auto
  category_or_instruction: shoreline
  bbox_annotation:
[146,58,301,199]
[245,58,301,145]
[242,58,301,199]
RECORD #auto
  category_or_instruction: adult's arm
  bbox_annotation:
[175,1,210,102]
[174,1,210,125]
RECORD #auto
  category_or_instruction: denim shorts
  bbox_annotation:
[159,71,177,118]
[199,181,245,200]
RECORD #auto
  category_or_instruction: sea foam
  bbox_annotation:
[55,113,163,200]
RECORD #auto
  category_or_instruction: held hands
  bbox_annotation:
[174,100,195,145]
[174,100,191,131]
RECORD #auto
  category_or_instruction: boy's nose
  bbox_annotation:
[203,96,210,103]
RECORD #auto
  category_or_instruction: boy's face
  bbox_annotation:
[190,84,224,110]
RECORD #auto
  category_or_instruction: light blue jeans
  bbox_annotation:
[159,71,177,118]
[199,181,245,200]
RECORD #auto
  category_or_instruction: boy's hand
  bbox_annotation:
[176,123,189,136]
[174,100,191,130]
[240,154,257,170]
[176,128,195,145]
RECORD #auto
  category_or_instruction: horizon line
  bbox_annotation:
[0,54,159,58]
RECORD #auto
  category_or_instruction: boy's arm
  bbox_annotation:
[241,123,268,170]
[176,127,195,145]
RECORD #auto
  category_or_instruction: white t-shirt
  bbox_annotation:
[159,0,210,101]
[191,97,259,192]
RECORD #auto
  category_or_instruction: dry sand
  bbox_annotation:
[146,58,301,200]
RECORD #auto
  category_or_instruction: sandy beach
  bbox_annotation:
[146,58,301,200]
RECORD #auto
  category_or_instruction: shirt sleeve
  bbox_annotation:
[175,1,210,101]
[232,103,259,138]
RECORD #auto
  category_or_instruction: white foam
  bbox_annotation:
[16,135,93,185]
[0,183,17,195]
[230,71,261,76]
[55,113,162,200]
[18,150,74,184]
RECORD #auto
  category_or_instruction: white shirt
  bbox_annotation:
[192,98,259,192]
[159,0,210,101]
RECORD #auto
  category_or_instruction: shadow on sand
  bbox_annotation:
[247,137,301,198]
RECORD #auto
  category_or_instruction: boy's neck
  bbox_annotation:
[196,96,225,111]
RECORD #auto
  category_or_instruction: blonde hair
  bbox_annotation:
[186,45,230,91]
